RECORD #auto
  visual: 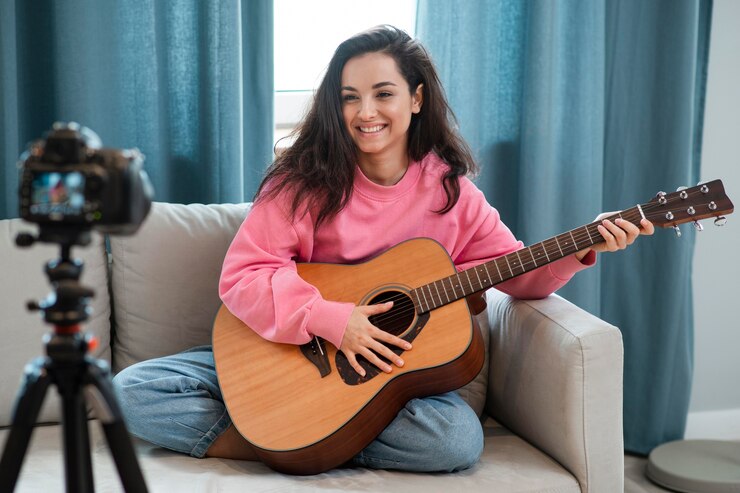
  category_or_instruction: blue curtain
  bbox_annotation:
[0,0,274,220]
[417,0,712,454]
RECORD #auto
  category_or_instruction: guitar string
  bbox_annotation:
[365,191,722,326]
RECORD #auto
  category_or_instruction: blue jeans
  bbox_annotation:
[112,345,483,473]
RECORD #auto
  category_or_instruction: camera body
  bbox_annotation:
[18,123,153,237]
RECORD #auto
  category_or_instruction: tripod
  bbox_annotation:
[0,235,148,492]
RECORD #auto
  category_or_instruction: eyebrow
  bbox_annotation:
[341,81,398,91]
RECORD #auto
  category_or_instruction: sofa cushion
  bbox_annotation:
[109,202,250,373]
[0,219,110,427]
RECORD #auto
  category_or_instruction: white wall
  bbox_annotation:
[689,0,740,424]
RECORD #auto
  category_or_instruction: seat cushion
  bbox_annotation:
[4,418,580,492]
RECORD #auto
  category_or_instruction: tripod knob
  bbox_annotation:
[15,233,35,248]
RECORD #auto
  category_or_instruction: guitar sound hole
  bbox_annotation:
[367,290,414,337]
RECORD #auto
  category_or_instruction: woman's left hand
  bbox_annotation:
[575,213,655,261]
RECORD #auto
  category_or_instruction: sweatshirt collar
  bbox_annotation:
[353,158,422,201]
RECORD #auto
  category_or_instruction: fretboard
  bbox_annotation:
[411,206,644,314]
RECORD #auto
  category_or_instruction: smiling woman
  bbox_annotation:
[340,52,423,185]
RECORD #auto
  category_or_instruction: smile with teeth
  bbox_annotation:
[358,124,387,134]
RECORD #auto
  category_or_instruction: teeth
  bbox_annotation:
[359,125,384,133]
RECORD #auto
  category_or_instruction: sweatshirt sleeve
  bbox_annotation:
[453,182,596,300]
[218,195,355,349]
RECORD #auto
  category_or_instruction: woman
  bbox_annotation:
[114,25,652,473]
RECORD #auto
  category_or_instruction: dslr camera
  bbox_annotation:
[18,122,153,244]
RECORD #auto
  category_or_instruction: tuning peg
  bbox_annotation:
[676,186,688,199]
[673,225,682,237]
[714,216,727,227]
[693,221,704,232]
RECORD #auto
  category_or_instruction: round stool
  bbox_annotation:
[646,439,740,493]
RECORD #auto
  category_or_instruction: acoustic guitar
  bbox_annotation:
[212,180,733,475]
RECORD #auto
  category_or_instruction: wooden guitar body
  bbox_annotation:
[212,238,484,475]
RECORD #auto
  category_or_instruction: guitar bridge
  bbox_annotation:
[300,336,331,378]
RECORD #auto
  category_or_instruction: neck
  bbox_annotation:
[357,152,409,186]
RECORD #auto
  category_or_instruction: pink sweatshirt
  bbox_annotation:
[219,153,595,349]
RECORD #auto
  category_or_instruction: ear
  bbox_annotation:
[411,84,424,114]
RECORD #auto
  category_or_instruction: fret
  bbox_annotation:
[569,230,577,250]
[473,264,483,286]
[464,269,475,293]
[454,273,463,295]
[494,259,503,281]
[411,291,420,312]
[419,286,429,312]
[515,250,523,271]
[529,246,538,267]
[442,277,455,301]
[539,241,550,262]
[504,255,514,277]
[585,225,594,244]
[483,263,494,284]
[426,284,435,309]
[434,281,442,304]
[554,236,564,256]
[525,247,536,269]
[442,279,451,303]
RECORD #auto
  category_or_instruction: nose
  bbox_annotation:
[358,98,377,120]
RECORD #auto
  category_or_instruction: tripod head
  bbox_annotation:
[15,228,95,333]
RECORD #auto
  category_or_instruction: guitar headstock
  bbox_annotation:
[641,180,734,234]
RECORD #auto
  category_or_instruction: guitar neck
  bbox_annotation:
[411,206,645,314]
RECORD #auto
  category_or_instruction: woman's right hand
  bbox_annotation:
[339,301,412,377]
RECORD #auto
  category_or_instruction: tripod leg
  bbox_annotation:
[85,360,148,493]
[0,357,52,492]
[60,386,95,493]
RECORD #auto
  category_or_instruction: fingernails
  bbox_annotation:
[404,342,412,350]
[396,359,404,367]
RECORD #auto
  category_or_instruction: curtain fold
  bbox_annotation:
[0,0,273,220]
[417,0,712,454]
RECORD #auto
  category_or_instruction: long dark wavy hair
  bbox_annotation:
[257,25,478,227]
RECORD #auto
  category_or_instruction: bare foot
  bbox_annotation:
[205,425,259,461]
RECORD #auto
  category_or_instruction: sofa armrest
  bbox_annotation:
[484,289,624,493]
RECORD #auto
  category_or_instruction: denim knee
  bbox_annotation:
[358,392,484,473]
[110,352,231,458]
[447,416,484,471]
[424,405,484,472]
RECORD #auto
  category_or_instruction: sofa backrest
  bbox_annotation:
[109,202,251,373]
[0,219,110,427]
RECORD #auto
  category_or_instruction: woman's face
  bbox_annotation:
[340,52,422,169]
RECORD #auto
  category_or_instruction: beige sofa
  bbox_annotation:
[0,202,624,492]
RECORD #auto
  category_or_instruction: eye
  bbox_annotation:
[377,91,393,98]
[342,94,358,102]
